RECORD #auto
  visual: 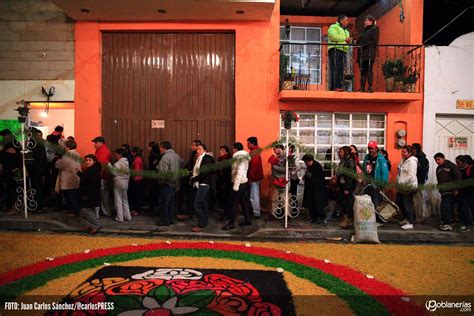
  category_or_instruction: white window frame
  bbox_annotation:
[280,26,322,84]
[281,112,387,177]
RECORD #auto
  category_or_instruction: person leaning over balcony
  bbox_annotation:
[222,142,252,230]
[356,15,379,92]
[328,15,352,92]
[396,145,418,230]
[434,152,462,231]
[336,147,356,228]
[190,143,215,232]
[247,137,264,218]
[455,155,472,232]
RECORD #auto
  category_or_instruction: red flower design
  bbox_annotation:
[208,291,250,315]
[248,302,282,316]
[165,279,219,295]
[106,279,164,296]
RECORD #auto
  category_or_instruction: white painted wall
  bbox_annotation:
[423,32,474,183]
[0,80,74,119]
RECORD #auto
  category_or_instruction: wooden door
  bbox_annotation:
[102,32,235,161]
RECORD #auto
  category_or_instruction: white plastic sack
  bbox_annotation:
[353,195,380,244]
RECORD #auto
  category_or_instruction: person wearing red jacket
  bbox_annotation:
[247,137,263,217]
[93,136,111,217]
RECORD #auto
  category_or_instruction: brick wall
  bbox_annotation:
[0,0,74,80]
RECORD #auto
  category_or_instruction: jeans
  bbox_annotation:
[458,195,473,227]
[228,183,252,224]
[114,180,131,221]
[440,194,455,225]
[80,207,100,230]
[159,183,176,225]
[396,192,416,224]
[194,185,210,227]
[329,48,345,90]
[249,182,261,216]
[62,189,80,214]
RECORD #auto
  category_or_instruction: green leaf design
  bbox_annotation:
[189,308,221,316]
[108,295,142,310]
[179,290,216,308]
[148,285,176,303]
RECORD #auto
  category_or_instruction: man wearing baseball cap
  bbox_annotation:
[362,140,389,185]
[92,136,111,217]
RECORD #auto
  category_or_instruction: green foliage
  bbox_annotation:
[382,58,405,80]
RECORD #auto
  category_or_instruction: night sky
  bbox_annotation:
[423,0,474,46]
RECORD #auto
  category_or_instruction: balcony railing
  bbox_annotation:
[279,43,423,93]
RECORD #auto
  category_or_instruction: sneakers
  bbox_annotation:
[459,225,471,232]
[401,223,413,230]
[439,224,453,231]
[398,219,408,226]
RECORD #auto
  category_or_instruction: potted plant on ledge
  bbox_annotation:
[282,111,299,129]
[382,58,405,92]
[402,66,419,92]
[280,53,293,90]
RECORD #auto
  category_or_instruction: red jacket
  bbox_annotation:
[131,156,144,181]
[95,144,111,179]
[247,147,264,182]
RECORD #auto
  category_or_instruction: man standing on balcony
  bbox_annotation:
[328,15,352,92]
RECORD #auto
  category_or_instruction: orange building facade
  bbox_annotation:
[73,0,424,208]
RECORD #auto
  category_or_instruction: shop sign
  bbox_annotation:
[151,120,165,129]
[456,100,473,109]
[448,136,468,149]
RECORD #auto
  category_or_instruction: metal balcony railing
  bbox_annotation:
[279,43,423,93]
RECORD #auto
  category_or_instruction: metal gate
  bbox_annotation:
[433,115,474,180]
[102,32,235,160]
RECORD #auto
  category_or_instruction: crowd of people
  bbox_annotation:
[0,125,473,234]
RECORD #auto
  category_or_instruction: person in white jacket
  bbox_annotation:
[396,145,418,230]
[109,148,131,222]
[222,142,252,230]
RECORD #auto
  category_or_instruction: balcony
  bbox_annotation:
[279,43,423,102]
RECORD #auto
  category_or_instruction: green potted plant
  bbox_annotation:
[280,53,293,90]
[382,58,405,92]
[402,67,419,92]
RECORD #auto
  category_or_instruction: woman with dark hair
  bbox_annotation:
[129,146,144,216]
[121,144,133,167]
[397,145,418,230]
[337,146,356,228]
[77,154,101,234]
[356,15,379,92]
[216,145,232,221]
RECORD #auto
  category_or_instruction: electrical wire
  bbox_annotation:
[423,6,473,45]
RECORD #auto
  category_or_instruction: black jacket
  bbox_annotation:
[217,155,232,193]
[459,165,474,197]
[303,161,328,209]
[436,160,462,194]
[337,157,356,192]
[357,25,379,62]
[191,154,215,186]
[416,152,429,185]
[78,163,101,208]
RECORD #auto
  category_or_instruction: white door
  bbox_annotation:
[432,115,474,181]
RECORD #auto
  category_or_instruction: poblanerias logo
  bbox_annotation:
[425,300,472,312]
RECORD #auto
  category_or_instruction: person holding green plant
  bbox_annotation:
[328,15,352,92]
[356,15,379,92]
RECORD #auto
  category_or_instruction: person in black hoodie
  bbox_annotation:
[356,15,379,92]
[216,145,232,221]
[302,154,328,224]
[77,154,102,234]
[434,152,462,231]
[455,155,473,232]
[190,144,215,232]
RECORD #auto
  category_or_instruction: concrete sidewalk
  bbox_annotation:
[1,208,473,244]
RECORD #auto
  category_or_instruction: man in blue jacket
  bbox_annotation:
[363,140,389,186]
